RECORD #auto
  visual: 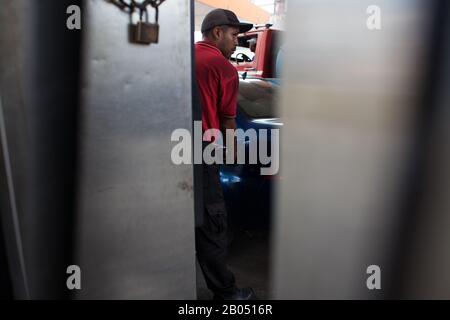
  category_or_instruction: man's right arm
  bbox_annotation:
[218,66,239,161]
[221,117,237,161]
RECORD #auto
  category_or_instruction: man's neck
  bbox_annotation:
[201,39,225,57]
[202,38,217,48]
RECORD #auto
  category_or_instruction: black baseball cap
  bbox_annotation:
[201,9,254,34]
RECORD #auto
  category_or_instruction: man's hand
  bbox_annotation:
[220,117,237,163]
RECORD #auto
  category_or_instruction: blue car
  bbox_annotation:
[219,78,282,231]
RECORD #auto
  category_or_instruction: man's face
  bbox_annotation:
[216,26,240,59]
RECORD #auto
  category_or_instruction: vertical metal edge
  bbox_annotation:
[0,95,30,299]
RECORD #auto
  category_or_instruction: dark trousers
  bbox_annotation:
[195,163,237,294]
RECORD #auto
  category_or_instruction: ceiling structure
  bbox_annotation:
[194,0,286,42]
[195,0,272,31]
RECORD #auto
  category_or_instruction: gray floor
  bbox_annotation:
[196,229,271,300]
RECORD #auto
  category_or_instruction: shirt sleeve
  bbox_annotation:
[218,66,238,119]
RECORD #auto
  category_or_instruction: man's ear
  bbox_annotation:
[212,26,222,40]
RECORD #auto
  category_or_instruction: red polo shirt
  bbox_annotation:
[195,41,238,138]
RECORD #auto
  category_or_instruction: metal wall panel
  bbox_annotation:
[1,0,82,299]
[398,1,450,298]
[272,0,433,299]
[74,0,196,299]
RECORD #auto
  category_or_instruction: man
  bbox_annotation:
[247,37,257,62]
[248,37,257,54]
[195,9,256,300]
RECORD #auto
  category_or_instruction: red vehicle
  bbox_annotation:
[231,24,284,79]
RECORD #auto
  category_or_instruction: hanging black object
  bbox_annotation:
[116,0,166,45]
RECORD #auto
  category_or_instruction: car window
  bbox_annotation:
[230,47,255,63]
[230,35,258,63]
[238,79,278,118]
